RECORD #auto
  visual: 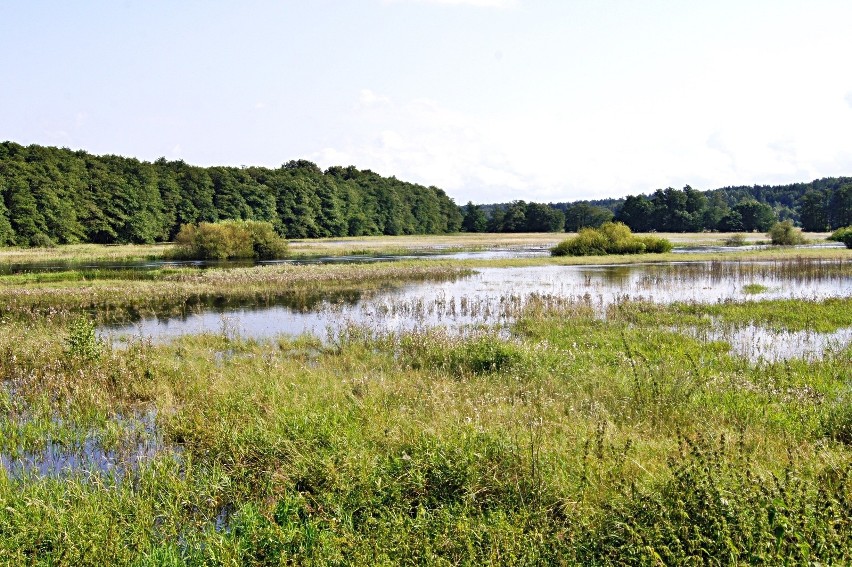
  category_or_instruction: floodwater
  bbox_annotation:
[682,324,852,363]
[4,258,850,479]
[0,410,176,479]
[1,242,842,275]
[103,259,851,362]
[0,247,550,275]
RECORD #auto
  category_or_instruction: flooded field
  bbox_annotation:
[0,410,171,479]
[1,241,842,275]
[1,246,851,563]
[105,259,851,362]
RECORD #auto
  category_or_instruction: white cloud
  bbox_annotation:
[358,89,391,107]
[313,77,852,205]
[313,91,531,203]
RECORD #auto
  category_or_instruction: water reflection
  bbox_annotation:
[0,247,551,275]
[104,260,851,361]
[683,324,852,363]
[0,409,176,479]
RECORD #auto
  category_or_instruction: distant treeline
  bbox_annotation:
[466,178,852,233]
[0,142,462,246]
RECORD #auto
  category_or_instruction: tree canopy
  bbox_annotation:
[0,142,462,246]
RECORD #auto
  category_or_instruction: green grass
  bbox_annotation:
[742,282,769,294]
[610,297,852,333]
[1,285,851,563]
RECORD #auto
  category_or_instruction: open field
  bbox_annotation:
[0,242,850,564]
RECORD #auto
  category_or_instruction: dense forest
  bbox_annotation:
[0,142,462,246]
[469,178,852,234]
[3,141,851,246]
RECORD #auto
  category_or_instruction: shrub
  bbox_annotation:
[174,220,288,260]
[723,233,747,246]
[768,220,806,245]
[637,235,673,253]
[551,227,609,256]
[828,226,852,249]
[551,222,672,256]
[29,233,56,248]
[66,316,102,361]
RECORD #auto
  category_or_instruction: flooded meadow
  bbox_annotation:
[104,258,851,363]
[1,244,851,563]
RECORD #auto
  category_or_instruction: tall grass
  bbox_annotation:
[0,291,850,563]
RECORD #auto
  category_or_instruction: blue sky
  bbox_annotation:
[3,0,852,204]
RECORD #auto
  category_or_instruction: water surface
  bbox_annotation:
[105,260,851,361]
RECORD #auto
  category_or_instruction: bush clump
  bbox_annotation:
[174,220,288,260]
[768,220,806,245]
[551,222,672,256]
[723,233,748,246]
[828,226,852,249]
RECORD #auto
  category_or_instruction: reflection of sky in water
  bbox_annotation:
[0,410,176,479]
[682,324,852,363]
[103,261,851,362]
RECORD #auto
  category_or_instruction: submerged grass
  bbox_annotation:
[611,297,852,333]
[0,273,851,563]
[0,261,474,325]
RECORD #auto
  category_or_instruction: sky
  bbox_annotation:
[2,0,852,204]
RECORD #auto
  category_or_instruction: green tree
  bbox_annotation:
[435,187,462,233]
[703,191,729,230]
[461,202,488,233]
[828,184,852,230]
[525,202,564,232]
[500,201,528,232]
[564,202,614,232]
[487,207,506,232]
[799,190,829,231]
[733,199,776,232]
[616,195,653,232]
[410,188,442,234]
[2,163,48,245]
[0,195,14,245]
[682,185,708,231]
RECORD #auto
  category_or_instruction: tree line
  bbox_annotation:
[3,141,850,245]
[463,178,852,234]
[0,142,462,246]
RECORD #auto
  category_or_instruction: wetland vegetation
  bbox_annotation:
[550,222,672,256]
[0,239,850,564]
